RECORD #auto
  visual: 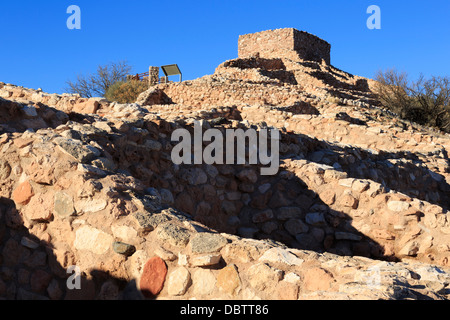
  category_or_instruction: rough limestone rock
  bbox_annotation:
[54,137,101,164]
[74,225,114,255]
[167,267,191,296]
[12,180,34,205]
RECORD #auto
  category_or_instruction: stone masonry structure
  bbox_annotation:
[148,67,160,86]
[1,29,450,301]
[238,28,331,65]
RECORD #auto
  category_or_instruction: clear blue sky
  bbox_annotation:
[1,0,449,94]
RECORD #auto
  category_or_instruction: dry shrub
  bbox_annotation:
[104,80,149,104]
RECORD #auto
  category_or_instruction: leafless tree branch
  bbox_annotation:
[374,69,450,132]
[65,61,132,98]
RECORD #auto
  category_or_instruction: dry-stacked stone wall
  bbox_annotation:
[2,26,450,300]
[238,28,331,65]
[1,112,450,300]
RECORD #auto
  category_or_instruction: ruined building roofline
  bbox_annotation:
[238,27,331,47]
[238,28,332,65]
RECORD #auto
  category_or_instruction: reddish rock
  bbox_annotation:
[140,257,168,298]
[23,193,54,222]
[12,180,34,205]
[30,270,52,293]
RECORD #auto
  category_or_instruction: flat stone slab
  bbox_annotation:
[134,212,172,230]
[258,247,304,266]
[190,233,228,254]
[387,201,410,212]
[190,253,222,267]
[74,198,107,214]
[74,225,113,255]
[54,137,100,163]
[156,223,191,247]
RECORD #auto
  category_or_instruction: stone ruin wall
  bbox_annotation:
[238,28,331,65]
[98,118,450,266]
[149,81,308,109]
[2,106,450,267]
[2,80,450,300]
[2,27,450,300]
[2,82,446,266]
[148,67,160,86]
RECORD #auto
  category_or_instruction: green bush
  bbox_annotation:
[104,80,149,104]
